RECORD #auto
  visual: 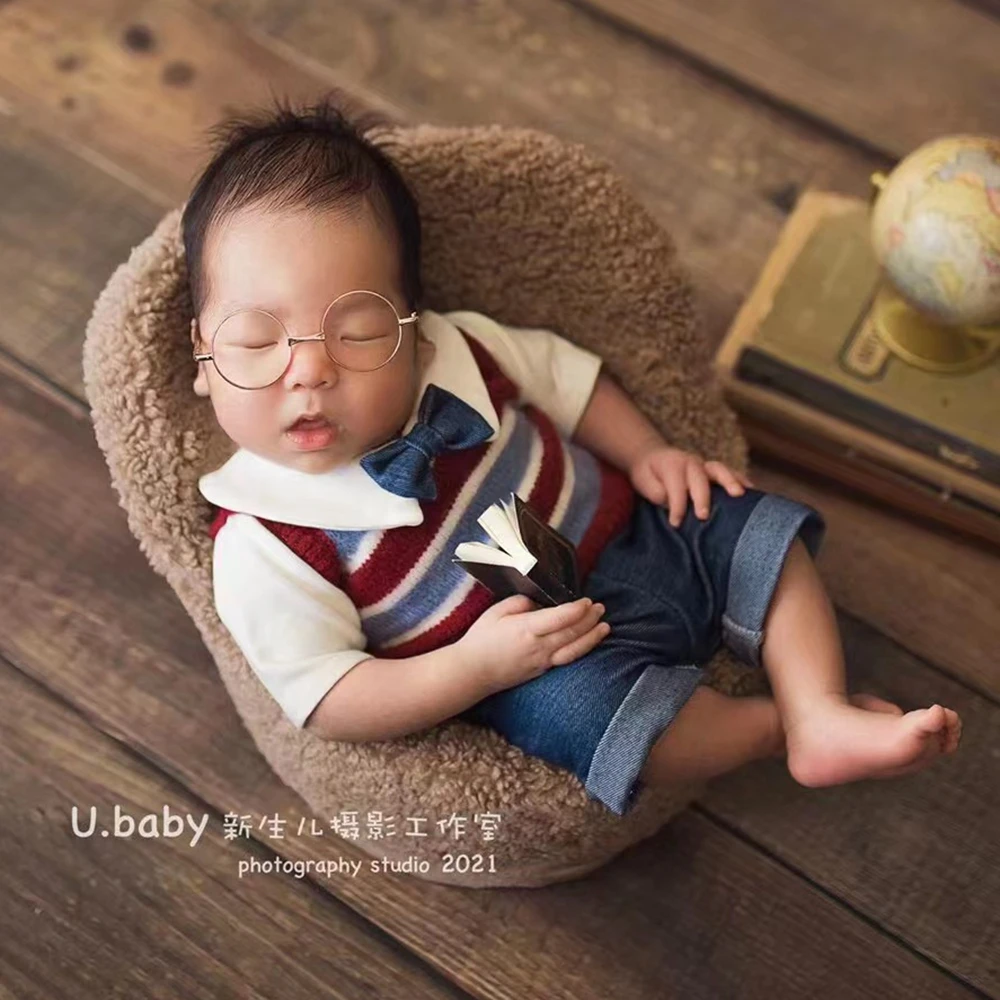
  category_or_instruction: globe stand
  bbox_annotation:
[871,282,1000,375]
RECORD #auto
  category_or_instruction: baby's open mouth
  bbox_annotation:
[285,414,338,450]
[288,414,332,431]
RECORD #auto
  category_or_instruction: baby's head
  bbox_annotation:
[184,93,435,474]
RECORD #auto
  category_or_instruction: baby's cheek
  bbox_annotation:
[360,371,418,435]
[212,390,274,444]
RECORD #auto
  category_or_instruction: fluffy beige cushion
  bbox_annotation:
[82,124,755,888]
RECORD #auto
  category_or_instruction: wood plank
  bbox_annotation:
[0,0,994,698]
[0,657,473,1000]
[0,356,982,1000]
[576,0,1000,158]
[0,0,403,202]
[0,115,162,399]
[705,610,1000,995]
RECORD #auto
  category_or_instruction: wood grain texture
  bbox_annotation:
[0,116,162,399]
[0,0,403,202]
[0,360,983,1000]
[0,1,997,991]
[0,657,472,1000]
[576,0,1000,157]
[706,612,1000,994]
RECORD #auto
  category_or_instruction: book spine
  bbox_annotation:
[736,346,1000,488]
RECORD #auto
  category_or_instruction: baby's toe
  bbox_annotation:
[912,704,947,735]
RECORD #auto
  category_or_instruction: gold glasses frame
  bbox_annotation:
[192,288,419,390]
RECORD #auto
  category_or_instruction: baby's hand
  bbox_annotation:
[629,442,755,527]
[458,595,609,695]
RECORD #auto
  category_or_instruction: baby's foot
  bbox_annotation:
[784,697,962,787]
[849,694,963,762]
[767,692,901,758]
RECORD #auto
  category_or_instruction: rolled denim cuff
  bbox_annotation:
[585,662,705,816]
[721,495,827,669]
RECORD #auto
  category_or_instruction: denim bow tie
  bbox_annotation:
[359,383,493,500]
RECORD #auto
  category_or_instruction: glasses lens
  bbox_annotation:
[213,311,289,389]
[322,291,401,371]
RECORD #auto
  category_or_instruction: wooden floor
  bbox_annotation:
[0,0,998,996]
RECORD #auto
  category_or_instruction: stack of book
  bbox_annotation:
[713,189,1000,549]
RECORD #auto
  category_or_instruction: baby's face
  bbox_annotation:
[191,203,433,474]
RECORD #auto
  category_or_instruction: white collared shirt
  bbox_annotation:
[200,308,604,729]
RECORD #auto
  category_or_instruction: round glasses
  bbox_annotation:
[193,289,418,390]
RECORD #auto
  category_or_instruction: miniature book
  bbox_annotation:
[452,492,582,606]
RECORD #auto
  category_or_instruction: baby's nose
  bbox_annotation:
[284,338,339,389]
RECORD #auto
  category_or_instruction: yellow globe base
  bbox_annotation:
[871,284,1000,375]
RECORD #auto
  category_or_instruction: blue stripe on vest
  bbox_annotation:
[556,442,603,547]
[330,525,366,562]
[360,408,537,646]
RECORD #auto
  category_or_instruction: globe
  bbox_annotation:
[870,135,1000,329]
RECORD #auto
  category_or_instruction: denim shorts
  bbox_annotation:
[458,484,826,816]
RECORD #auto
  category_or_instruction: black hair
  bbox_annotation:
[181,90,423,321]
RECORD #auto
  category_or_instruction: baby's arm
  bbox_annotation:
[306,594,607,741]
[215,513,491,741]
[303,641,487,741]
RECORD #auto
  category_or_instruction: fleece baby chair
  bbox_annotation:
[83,124,757,889]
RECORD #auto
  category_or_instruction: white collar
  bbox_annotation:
[197,309,500,530]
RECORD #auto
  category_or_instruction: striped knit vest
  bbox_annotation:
[209,329,635,659]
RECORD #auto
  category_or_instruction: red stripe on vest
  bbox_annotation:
[575,461,635,580]
[207,505,345,587]
[208,506,233,539]
[258,517,344,587]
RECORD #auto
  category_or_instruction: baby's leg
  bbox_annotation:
[639,538,961,790]
[637,686,782,786]
[637,682,903,786]
[758,537,961,786]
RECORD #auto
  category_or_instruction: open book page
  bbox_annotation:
[452,539,536,575]
[474,500,538,575]
[503,494,526,549]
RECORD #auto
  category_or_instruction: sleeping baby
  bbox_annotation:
[186,95,961,816]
